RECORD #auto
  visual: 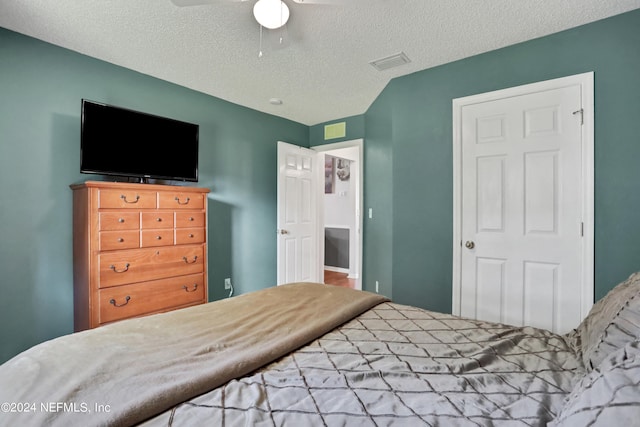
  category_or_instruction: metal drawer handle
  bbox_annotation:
[156,235,162,240]
[156,217,163,222]
[188,217,194,221]
[110,263,130,273]
[117,237,124,243]
[182,256,198,264]
[183,284,198,292]
[175,196,190,205]
[188,234,194,238]
[118,218,125,223]
[110,296,131,307]
[120,194,140,204]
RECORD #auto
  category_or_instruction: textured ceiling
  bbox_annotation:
[1,0,639,125]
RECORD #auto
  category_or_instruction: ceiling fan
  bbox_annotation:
[171,0,353,30]
[171,0,358,57]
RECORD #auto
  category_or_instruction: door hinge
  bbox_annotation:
[581,222,584,237]
[573,108,584,125]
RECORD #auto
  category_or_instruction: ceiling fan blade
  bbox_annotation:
[171,0,248,7]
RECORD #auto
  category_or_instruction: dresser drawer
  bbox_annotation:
[176,228,205,245]
[99,230,140,251]
[158,192,205,210]
[99,245,204,288]
[176,211,205,228]
[99,212,140,231]
[141,229,174,248]
[98,273,205,324]
[99,189,157,209]
[141,212,173,229]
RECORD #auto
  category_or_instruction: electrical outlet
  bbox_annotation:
[224,278,231,290]
[375,281,379,293]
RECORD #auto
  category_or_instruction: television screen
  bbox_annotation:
[81,100,199,182]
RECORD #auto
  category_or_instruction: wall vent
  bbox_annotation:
[369,52,411,71]
[324,122,346,140]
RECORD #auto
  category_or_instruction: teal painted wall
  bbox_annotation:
[0,28,308,363]
[360,93,394,298]
[360,9,640,313]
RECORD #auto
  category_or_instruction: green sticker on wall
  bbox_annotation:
[324,122,346,140]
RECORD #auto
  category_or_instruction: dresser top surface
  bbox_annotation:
[70,181,210,194]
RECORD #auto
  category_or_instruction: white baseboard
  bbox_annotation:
[324,266,349,274]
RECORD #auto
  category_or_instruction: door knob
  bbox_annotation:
[277,229,289,235]
[465,241,475,249]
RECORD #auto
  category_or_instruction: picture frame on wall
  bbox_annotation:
[325,155,335,194]
[337,158,350,181]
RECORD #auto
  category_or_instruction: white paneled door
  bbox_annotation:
[453,73,594,334]
[277,141,320,285]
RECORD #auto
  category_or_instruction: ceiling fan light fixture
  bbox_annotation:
[253,0,290,30]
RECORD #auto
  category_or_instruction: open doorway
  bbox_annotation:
[313,139,363,290]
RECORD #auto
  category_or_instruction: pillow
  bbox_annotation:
[576,272,640,370]
[549,340,640,426]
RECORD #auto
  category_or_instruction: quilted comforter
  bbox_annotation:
[142,301,583,426]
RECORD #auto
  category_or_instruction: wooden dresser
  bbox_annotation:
[71,181,209,331]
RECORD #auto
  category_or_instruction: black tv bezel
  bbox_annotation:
[80,99,199,183]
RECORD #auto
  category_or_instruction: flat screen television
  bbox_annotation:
[81,99,199,182]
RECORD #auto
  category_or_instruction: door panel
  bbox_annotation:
[477,156,505,232]
[283,238,297,283]
[525,151,558,234]
[523,261,559,332]
[284,176,297,224]
[475,257,506,324]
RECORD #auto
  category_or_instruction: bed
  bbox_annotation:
[1,275,639,426]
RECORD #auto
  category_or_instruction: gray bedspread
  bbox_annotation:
[142,302,584,426]
[0,283,386,427]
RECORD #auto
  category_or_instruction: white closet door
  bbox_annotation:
[453,74,593,334]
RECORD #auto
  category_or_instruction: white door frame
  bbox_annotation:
[313,138,364,290]
[452,72,594,320]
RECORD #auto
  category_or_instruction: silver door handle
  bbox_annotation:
[465,241,475,249]
[277,229,289,235]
